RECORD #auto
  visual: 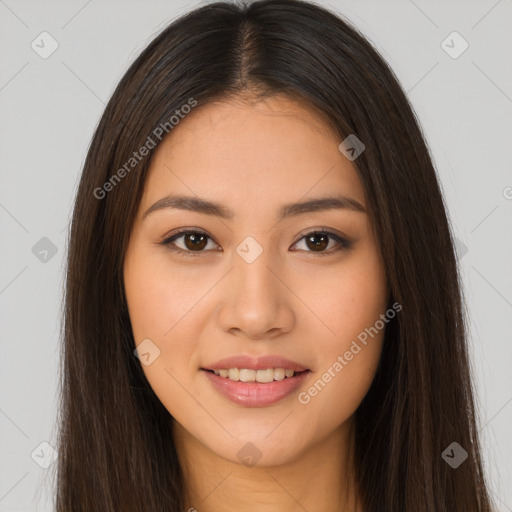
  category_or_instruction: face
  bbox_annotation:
[123,93,388,467]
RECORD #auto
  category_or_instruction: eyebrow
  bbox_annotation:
[142,193,366,221]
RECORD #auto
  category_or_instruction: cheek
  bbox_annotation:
[123,246,202,389]
[124,245,208,342]
[297,244,387,412]
[124,250,207,418]
[304,249,387,344]
[297,288,386,434]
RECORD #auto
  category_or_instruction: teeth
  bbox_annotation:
[256,369,274,383]
[212,368,298,382]
[239,369,256,382]
[273,368,285,381]
[228,368,239,381]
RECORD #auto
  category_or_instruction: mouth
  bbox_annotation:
[201,368,311,407]
[203,367,309,383]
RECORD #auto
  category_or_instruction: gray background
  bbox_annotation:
[1,0,511,510]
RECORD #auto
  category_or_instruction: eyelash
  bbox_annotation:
[159,228,352,257]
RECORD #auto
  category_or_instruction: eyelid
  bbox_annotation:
[290,226,351,248]
[161,226,212,243]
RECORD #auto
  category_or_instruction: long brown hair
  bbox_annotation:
[52,0,494,510]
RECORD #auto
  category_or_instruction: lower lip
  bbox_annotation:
[202,370,310,407]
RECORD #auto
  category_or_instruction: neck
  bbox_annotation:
[172,417,361,512]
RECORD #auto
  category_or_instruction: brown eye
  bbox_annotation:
[183,232,208,251]
[162,229,218,254]
[162,228,351,256]
[292,230,352,254]
[304,233,329,251]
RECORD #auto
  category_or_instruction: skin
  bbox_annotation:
[123,93,388,512]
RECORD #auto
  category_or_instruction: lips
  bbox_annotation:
[201,354,311,407]
[203,369,310,407]
[202,355,309,372]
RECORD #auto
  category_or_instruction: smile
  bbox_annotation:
[211,368,297,382]
[202,369,311,407]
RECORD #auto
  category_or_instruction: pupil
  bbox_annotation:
[307,234,328,251]
[185,233,207,251]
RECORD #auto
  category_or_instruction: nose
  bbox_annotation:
[216,248,295,341]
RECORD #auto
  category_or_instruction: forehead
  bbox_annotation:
[141,94,365,218]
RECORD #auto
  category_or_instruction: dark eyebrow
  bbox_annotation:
[142,194,366,221]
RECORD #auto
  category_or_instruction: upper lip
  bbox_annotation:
[202,355,309,372]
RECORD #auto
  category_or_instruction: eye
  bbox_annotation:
[160,228,352,256]
[160,229,220,256]
[291,229,352,254]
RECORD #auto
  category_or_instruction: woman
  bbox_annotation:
[54,0,494,510]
